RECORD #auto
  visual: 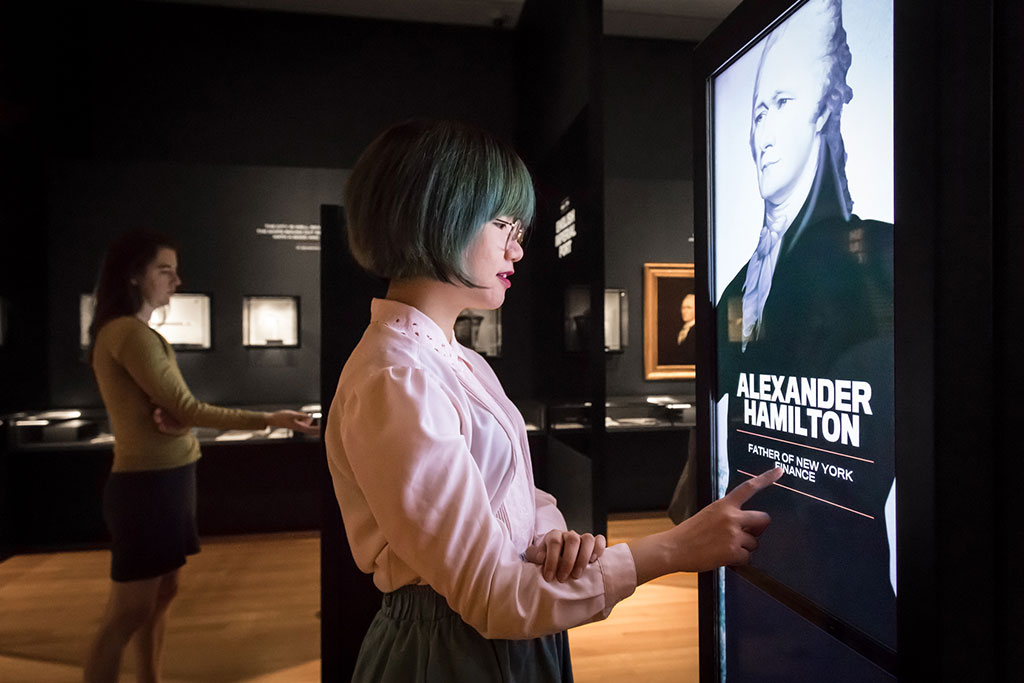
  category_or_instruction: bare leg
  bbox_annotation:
[82,572,173,683]
[131,571,180,683]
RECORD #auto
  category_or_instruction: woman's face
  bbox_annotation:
[136,247,181,312]
[459,216,524,310]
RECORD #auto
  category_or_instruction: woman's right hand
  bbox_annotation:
[628,466,783,584]
[265,409,319,436]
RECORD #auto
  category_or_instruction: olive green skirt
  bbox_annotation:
[353,585,573,682]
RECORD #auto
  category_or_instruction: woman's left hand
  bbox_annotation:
[524,529,607,582]
[152,406,191,435]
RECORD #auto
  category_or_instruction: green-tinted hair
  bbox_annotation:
[344,119,535,287]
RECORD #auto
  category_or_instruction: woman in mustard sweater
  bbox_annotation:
[83,230,317,683]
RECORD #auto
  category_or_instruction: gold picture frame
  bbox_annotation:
[643,262,696,380]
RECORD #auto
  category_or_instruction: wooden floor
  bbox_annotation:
[0,514,696,682]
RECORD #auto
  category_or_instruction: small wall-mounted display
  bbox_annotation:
[604,289,629,353]
[80,293,212,350]
[564,286,629,353]
[242,296,300,347]
[454,308,501,357]
[149,294,212,349]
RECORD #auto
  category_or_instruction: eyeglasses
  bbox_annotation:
[494,218,526,250]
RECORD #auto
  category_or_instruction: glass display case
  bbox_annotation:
[545,395,696,432]
[604,288,628,352]
[151,294,212,348]
[242,296,300,347]
[605,395,695,429]
[548,400,592,430]
[564,287,630,353]
[3,403,320,451]
[80,293,212,349]
[512,399,545,434]
[4,409,105,448]
[454,308,501,357]
[2,404,322,549]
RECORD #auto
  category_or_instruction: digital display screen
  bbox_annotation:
[709,0,896,652]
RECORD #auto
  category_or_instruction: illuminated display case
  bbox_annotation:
[150,294,212,348]
[604,289,628,353]
[80,293,212,350]
[564,287,629,353]
[454,308,501,357]
[242,296,300,347]
[2,405,321,548]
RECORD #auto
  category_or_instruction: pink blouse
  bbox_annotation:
[325,299,637,639]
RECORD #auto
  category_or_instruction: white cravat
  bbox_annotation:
[739,138,824,350]
[677,320,694,344]
[741,213,787,349]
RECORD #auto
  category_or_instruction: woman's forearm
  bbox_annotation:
[627,466,783,584]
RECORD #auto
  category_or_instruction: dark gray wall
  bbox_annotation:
[46,2,518,167]
[603,37,697,396]
[4,1,519,411]
[994,0,1024,672]
[1,4,53,412]
[605,177,694,395]
[7,3,702,409]
[47,161,346,408]
[605,37,695,180]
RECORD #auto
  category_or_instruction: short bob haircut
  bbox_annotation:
[344,119,536,287]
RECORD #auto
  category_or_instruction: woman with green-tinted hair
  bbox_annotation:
[325,119,780,681]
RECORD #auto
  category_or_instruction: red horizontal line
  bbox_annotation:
[736,429,875,464]
[737,469,875,520]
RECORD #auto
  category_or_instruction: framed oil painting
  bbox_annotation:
[643,262,696,380]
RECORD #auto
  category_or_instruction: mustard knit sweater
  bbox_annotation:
[92,316,268,472]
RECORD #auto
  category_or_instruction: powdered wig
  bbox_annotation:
[752,0,854,212]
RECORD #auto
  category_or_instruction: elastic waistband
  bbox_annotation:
[380,585,455,621]
[107,460,197,480]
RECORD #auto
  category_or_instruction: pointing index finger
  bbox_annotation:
[725,466,783,506]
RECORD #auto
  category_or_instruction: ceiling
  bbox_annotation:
[145,0,743,42]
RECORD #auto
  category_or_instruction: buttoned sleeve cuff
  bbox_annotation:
[596,542,638,617]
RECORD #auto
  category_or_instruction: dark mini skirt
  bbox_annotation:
[103,461,200,582]
[353,584,573,683]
